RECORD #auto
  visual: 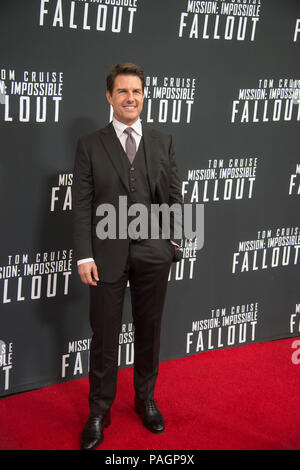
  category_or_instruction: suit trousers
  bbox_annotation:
[88,239,174,416]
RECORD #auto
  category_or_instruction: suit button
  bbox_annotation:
[130,177,136,181]
[130,188,136,192]
[130,167,135,171]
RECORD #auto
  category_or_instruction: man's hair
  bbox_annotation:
[106,63,145,95]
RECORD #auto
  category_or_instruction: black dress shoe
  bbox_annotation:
[80,412,111,450]
[135,397,165,434]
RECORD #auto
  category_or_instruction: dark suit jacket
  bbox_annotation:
[72,122,183,282]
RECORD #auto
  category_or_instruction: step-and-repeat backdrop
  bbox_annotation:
[1,0,300,396]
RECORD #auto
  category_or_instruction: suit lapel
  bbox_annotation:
[142,124,160,200]
[98,122,130,194]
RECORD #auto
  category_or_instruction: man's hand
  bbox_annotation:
[78,261,99,286]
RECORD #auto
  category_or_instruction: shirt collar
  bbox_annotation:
[112,117,142,138]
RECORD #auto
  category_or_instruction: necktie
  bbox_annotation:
[124,127,136,164]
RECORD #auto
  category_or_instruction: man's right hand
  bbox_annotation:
[78,261,99,286]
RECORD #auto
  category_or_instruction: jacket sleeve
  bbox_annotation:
[168,136,184,244]
[72,137,95,262]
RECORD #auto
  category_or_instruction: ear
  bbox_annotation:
[106,90,113,105]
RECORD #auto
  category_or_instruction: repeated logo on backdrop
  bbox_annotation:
[232,227,300,274]
[50,173,73,212]
[0,67,63,123]
[0,250,72,304]
[38,0,138,34]
[182,156,258,203]
[61,337,91,379]
[143,75,196,124]
[231,78,300,124]
[178,0,262,42]
[186,302,259,353]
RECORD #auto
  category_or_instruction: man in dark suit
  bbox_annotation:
[72,63,183,450]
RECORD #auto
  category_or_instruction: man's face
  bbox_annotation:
[106,74,144,125]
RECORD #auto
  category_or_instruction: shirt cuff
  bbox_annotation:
[77,258,94,266]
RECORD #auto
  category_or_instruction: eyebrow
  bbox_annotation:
[116,88,142,92]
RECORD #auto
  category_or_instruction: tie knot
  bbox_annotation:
[124,127,133,136]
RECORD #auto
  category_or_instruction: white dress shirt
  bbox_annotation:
[112,116,142,153]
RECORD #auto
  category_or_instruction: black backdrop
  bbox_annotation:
[1,0,300,396]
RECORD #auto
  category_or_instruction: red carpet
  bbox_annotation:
[1,337,300,450]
